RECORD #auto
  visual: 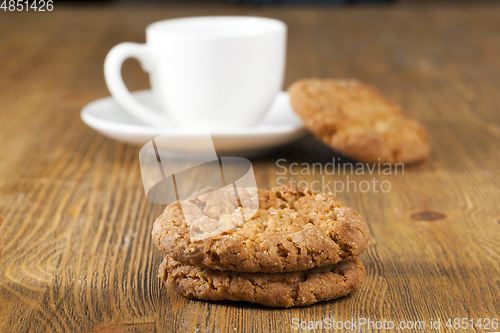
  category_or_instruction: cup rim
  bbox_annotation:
[146,16,286,40]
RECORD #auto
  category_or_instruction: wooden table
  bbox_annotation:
[1,2,500,332]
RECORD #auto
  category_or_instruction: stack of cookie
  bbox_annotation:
[152,185,370,308]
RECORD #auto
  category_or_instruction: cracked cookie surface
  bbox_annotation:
[288,78,431,164]
[152,185,370,273]
[160,255,366,308]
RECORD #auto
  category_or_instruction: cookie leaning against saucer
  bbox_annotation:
[152,185,370,273]
[288,78,431,164]
[160,255,366,308]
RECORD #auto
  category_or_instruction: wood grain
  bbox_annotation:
[1,3,500,332]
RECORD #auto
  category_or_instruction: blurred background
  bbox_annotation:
[60,0,398,4]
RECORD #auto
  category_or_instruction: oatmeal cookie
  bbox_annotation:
[152,185,370,273]
[160,255,366,308]
[288,78,431,164]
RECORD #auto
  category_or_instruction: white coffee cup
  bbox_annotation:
[104,16,287,128]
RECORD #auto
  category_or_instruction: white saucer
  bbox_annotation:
[81,90,307,155]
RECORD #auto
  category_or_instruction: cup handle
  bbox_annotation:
[104,42,168,127]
